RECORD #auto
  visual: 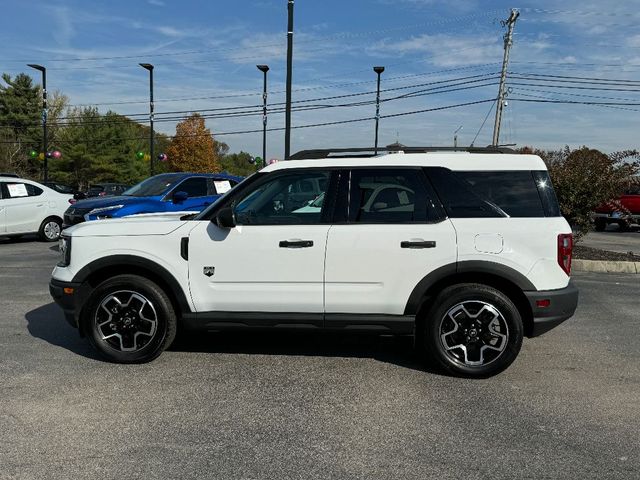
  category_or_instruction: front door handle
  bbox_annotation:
[401,240,436,249]
[279,239,314,248]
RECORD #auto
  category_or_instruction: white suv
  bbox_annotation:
[50,148,578,377]
[1,176,73,241]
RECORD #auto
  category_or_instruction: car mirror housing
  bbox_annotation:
[172,191,189,204]
[215,206,236,228]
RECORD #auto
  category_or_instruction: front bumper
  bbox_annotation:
[525,281,579,337]
[49,278,89,330]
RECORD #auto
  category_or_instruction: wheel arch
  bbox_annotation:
[72,255,192,333]
[406,262,535,337]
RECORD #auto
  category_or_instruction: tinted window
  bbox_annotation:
[532,171,561,217]
[2,182,31,199]
[233,171,330,225]
[459,171,545,217]
[174,177,208,198]
[426,167,505,218]
[26,184,43,196]
[348,168,438,223]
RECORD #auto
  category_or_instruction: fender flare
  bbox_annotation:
[404,260,536,315]
[72,254,192,313]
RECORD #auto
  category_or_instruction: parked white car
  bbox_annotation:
[50,147,578,377]
[0,176,73,241]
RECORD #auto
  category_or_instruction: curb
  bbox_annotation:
[573,259,640,274]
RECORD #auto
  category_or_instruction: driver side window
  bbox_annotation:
[233,171,330,225]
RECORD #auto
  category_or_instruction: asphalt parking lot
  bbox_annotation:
[582,226,640,254]
[1,238,639,479]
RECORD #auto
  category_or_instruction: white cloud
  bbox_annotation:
[367,33,502,67]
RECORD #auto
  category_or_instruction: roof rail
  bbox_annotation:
[288,146,516,160]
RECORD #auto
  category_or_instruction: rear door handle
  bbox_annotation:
[401,240,436,249]
[279,239,314,248]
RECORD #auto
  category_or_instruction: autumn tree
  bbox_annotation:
[166,113,227,172]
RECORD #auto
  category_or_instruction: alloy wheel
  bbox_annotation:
[439,300,509,367]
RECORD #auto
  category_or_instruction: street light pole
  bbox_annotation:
[373,66,385,155]
[284,0,294,160]
[27,64,47,181]
[257,65,269,168]
[139,63,154,176]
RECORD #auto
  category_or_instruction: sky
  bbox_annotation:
[1,0,639,159]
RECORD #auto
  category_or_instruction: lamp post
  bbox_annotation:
[284,0,294,160]
[27,64,48,181]
[257,65,269,169]
[139,63,154,176]
[373,66,385,155]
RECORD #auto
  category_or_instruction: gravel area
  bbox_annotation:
[574,245,640,262]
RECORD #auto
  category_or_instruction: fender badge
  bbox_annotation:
[203,266,215,277]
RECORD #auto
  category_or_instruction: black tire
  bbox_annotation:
[38,217,62,241]
[617,220,630,232]
[424,283,523,378]
[594,218,607,232]
[83,274,177,363]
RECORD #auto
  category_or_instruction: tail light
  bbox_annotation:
[557,233,573,275]
[68,198,76,204]
[99,192,106,196]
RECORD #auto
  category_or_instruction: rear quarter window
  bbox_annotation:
[458,171,545,217]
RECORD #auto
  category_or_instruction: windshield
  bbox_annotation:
[122,174,179,197]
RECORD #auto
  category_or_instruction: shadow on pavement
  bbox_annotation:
[0,234,39,244]
[171,329,444,375]
[24,303,444,374]
[25,302,101,360]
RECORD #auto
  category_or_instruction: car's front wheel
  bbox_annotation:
[84,275,177,363]
[425,283,523,377]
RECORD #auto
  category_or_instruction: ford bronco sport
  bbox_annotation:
[50,147,578,377]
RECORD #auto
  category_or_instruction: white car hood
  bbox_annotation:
[66,213,195,237]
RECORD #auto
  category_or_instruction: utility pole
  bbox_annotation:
[454,125,463,148]
[492,8,519,147]
[257,65,269,167]
[284,0,294,160]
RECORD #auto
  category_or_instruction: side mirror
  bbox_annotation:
[215,206,236,228]
[172,191,188,204]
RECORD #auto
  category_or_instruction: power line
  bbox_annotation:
[65,64,501,107]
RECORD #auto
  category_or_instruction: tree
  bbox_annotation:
[220,151,258,176]
[166,113,226,172]
[0,73,41,176]
[519,146,640,239]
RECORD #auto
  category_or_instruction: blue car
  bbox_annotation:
[63,172,242,227]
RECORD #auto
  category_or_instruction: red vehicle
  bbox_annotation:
[593,183,640,231]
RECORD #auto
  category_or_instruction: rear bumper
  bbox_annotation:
[49,278,89,330]
[525,281,579,337]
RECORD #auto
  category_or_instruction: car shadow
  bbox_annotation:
[24,303,444,375]
[0,234,38,244]
[25,303,101,360]
[171,329,444,375]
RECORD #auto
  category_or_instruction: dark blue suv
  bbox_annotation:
[64,172,242,227]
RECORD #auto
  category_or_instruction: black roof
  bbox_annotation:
[288,146,516,160]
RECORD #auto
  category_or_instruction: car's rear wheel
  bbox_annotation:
[425,283,523,378]
[594,218,607,232]
[84,275,176,363]
[38,217,62,241]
